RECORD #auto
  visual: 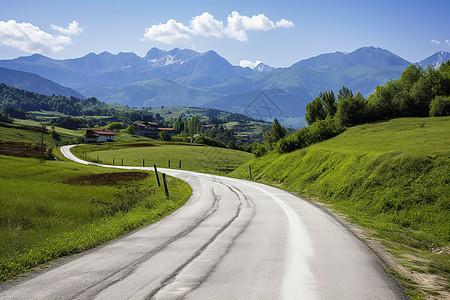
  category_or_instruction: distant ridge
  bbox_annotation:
[0,67,85,98]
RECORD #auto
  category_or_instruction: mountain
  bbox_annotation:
[253,63,274,73]
[0,67,85,98]
[203,47,411,125]
[2,46,443,128]
[417,51,450,69]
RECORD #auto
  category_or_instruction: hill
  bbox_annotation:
[231,116,450,298]
[0,67,84,99]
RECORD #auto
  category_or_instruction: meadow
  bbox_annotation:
[0,154,191,282]
[232,116,450,298]
[71,142,254,175]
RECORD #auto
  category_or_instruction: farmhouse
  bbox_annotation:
[134,121,174,138]
[85,128,117,143]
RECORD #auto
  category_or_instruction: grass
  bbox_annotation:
[71,142,254,175]
[0,154,191,282]
[231,116,450,298]
[0,120,84,146]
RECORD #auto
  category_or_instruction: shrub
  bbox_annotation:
[429,95,450,116]
[195,135,226,148]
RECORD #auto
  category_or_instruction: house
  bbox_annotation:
[85,128,117,143]
[134,122,174,138]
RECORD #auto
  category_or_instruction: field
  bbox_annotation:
[0,150,191,282]
[71,142,254,175]
[231,116,450,298]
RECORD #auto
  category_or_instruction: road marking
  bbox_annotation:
[231,180,318,300]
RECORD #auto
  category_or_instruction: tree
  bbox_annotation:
[429,95,450,116]
[305,91,337,125]
[126,124,135,134]
[338,86,353,101]
[264,118,286,149]
[159,130,171,141]
[188,116,200,135]
[335,93,367,126]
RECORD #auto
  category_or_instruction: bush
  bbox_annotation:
[105,122,126,131]
[430,95,450,116]
[126,124,135,134]
[275,117,344,154]
[251,143,267,157]
[159,131,171,141]
[195,135,226,148]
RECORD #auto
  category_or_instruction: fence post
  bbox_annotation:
[143,159,145,167]
[162,173,169,199]
[248,166,252,180]
[168,160,170,168]
[113,158,115,165]
[121,158,123,166]
[179,160,181,169]
[97,155,99,163]
[154,164,161,187]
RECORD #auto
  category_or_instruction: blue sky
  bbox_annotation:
[0,0,449,67]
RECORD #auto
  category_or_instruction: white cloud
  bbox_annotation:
[141,11,294,44]
[51,20,84,35]
[240,59,262,69]
[141,19,193,44]
[431,39,441,44]
[0,20,71,53]
[276,19,294,28]
[446,40,450,46]
[190,12,224,38]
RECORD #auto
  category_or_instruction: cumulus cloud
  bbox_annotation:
[51,20,84,35]
[431,39,441,44]
[190,12,224,38]
[141,19,193,44]
[276,19,294,28]
[0,20,72,53]
[142,11,293,44]
[240,59,262,69]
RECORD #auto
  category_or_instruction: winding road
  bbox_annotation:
[0,145,406,299]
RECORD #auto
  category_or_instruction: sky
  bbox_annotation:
[0,0,449,68]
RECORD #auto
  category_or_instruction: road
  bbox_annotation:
[0,145,406,299]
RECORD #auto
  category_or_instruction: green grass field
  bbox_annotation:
[72,142,254,174]
[231,116,450,298]
[0,154,191,282]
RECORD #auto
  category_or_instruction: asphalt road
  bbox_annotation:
[0,145,407,299]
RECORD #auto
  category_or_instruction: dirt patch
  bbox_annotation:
[0,141,49,159]
[62,171,150,186]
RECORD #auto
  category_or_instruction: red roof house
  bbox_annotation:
[85,129,117,143]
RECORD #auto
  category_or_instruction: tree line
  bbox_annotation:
[265,61,450,154]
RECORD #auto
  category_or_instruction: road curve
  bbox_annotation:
[0,145,407,300]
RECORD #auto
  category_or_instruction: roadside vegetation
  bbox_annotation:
[232,116,450,299]
[0,153,191,283]
[71,142,253,175]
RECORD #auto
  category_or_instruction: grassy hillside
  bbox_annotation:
[231,116,450,298]
[72,142,253,175]
[0,154,191,282]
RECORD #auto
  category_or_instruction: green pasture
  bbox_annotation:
[0,155,191,282]
[72,142,253,174]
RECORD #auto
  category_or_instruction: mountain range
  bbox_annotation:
[0,47,448,127]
